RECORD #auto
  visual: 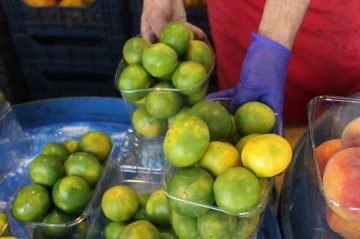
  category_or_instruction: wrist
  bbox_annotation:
[257,25,295,50]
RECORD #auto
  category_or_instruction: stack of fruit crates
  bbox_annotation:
[0,0,131,100]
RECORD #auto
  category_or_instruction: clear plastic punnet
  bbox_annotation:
[306,95,360,239]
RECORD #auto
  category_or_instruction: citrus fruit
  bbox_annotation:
[123,37,151,65]
[171,209,200,239]
[119,220,160,239]
[62,140,80,154]
[40,208,74,238]
[197,141,241,177]
[241,133,292,177]
[145,82,182,119]
[133,193,152,222]
[213,167,261,213]
[184,40,213,71]
[142,43,178,78]
[235,134,262,157]
[197,210,237,239]
[146,189,171,226]
[185,83,208,106]
[0,212,9,237]
[258,178,269,213]
[132,106,167,138]
[70,220,88,239]
[167,107,191,129]
[104,221,129,239]
[30,155,64,186]
[164,116,210,167]
[117,64,151,101]
[172,61,207,95]
[235,101,275,135]
[41,142,70,163]
[167,167,214,217]
[160,21,194,56]
[159,74,172,82]
[52,176,92,214]
[158,227,175,239]
[189,100,232,141]
[227,115,243,145]
[101,185,139,222]
[233,213,260,239]
[79,130,112,163]
[64,152,104,188]
[12,184,51,222]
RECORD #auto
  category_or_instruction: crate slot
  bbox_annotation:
[30,35,103,47]
[42,71,110,84]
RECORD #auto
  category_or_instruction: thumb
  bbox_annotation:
[205,88,237,100]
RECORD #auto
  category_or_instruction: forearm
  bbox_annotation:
[258,0,311,50]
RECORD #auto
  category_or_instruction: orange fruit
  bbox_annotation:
[142,43,178,78]
[164,116,210,167]
[12,184,51,222]
[62,140,80,154]
[167,167,214,217]
[172,61,207,95]
[170,209,200,239]
[101,185,139,222]
[30,155,64,186]
[52,176,92,214]
[233,213,260,238]
[40,208,74,238]
[160,21,194,56]
[213,167,261,213]
[167,107,191,129]
[119,220,160,239]
[133,193,152,222]
[226,115,243,145]
[104,221,129,239]
[64,152,104,188]
[197,210,237,239]
[79,130,112,163]
[197,141,241,177]
[235,133,262,156]
[146,189,171,226]
[241,134,292,177]
[117,65,151,102]
[189,100,232,141]
[41,142,70,163]
[235,101,275,135]
[145,82,182,119]
[0,212,9,237]
[123,37,151,65]
[132,106,167,138]
[184,40,213,71]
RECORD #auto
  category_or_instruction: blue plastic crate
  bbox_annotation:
[1,0,131,37]
[127,0,211,38]
[23,71,120,100]
[11,35,125,74]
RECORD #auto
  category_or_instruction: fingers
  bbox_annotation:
[185,23,205,40]
[205,88,236,100]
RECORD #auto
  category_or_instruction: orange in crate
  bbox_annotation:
[23,0,58,7]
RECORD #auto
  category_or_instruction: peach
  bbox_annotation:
[342,117,360,149]
[315,139,342,178]
[326,205,360,239]
[323,147,360,221]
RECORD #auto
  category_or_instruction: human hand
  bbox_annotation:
[206,33,291,136]
[141,0,204,43]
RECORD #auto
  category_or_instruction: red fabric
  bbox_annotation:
[206,0,360,125]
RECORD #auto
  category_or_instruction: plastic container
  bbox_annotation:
[6,134,118,238]
[0,100,32,184]
[304,95,360,238]
[1,0,130,37]
[114,35,215,139]
[86,153,172,238]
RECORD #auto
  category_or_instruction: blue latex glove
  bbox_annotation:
[206,33,291,136]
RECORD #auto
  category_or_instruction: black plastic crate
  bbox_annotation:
[127,0,211,38]
[12,35,125,74]
[23,71,120,100]
[1,0,131,37]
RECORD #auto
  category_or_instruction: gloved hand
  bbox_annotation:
[206,33,291,136]
[141,0,204,42]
